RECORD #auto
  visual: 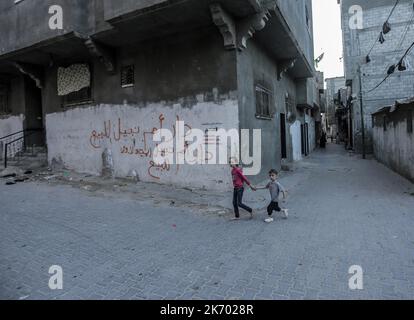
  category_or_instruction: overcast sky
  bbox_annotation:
[312,0,345,79]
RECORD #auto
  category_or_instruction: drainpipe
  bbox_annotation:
[358,65,366,159]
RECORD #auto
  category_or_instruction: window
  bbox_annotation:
[59,63,93,107]
[121,65,135,88]
[62,87,92,107]
[0,84,9,114]
[408,109,413,134]
[255,84,272,118]
[383,115,387,131]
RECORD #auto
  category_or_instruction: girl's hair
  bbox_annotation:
[269,169,278,175]
[229,157,239,166]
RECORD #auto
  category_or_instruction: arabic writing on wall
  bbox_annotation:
[89,114,195,180]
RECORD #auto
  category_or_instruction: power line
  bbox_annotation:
[366,0,401,58]
[365,41,414,94]
[378,3,414,78]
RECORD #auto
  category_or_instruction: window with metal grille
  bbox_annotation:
[121,65,134,88]
[62,87,92,107]
[408,109,413,134]
[255,85,272,118]
[0,85,9,114]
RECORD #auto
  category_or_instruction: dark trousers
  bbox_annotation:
[267,201,281,216]
[233,188,252,218]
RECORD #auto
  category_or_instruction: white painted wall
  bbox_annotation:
[306,114,316,152]
[373,117,414,182]
[46,100,239,190]
[290,120,302,161]
[0,114,24,138]
[0,114,25,159]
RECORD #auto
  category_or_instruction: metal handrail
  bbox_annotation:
[0,128,43,141]
[3,128,44,168]
[0,130,25,141]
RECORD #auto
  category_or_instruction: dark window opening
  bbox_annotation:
[383,116,387,131]
[408,110,413,134]
[62,87,92,107]
[280,113,287,159]
[0,84,9,114]
[121,65,135,88]
[255,85,272,118]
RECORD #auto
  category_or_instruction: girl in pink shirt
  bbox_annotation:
[229,157,256,220]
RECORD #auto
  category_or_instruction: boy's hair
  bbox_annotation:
[269,169,278,175]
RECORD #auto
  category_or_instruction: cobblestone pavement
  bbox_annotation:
[1,144,414,300]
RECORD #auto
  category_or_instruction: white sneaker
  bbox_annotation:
[265,217,274,223]
[281,209,289,219]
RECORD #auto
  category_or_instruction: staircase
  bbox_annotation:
[1,147,47,171]
[0,129,47,172]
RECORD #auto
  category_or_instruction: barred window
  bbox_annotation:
[121,65,135,88]
[255,85,272,118]
[62,87,92,107]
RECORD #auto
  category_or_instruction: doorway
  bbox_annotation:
[24,76,45,147]
[301,123,309,156]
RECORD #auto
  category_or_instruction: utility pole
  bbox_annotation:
[358,65,366,159]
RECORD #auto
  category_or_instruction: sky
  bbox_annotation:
[312,0,345,79]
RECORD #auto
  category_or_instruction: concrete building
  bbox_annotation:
[0,0,318,190]
[340,0,414,154]
[325,76,346,139]
[372,97,414,182]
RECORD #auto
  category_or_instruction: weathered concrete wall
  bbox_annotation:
[325,77,346,128]
[236,38,298,179]
[341,0,414,153]
[0,114,25,159]
[277,0,315,65]
[373,109,414,182]
[46,101,239,190]
[0,115,24,139]
[42,29,237,114]
[103,0,170,21]
[42,28,239,190]
[0,0,94,56]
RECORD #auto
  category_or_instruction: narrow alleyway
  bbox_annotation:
[1,143,414,300]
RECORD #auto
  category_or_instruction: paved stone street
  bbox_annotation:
[1,144,414,300]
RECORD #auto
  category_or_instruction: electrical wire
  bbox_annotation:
[378,3,414,77]
[365,41,414,94]
[366,0,401,58]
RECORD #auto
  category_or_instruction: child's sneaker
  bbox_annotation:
[265,217,274,223]
[281,209,289,219]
